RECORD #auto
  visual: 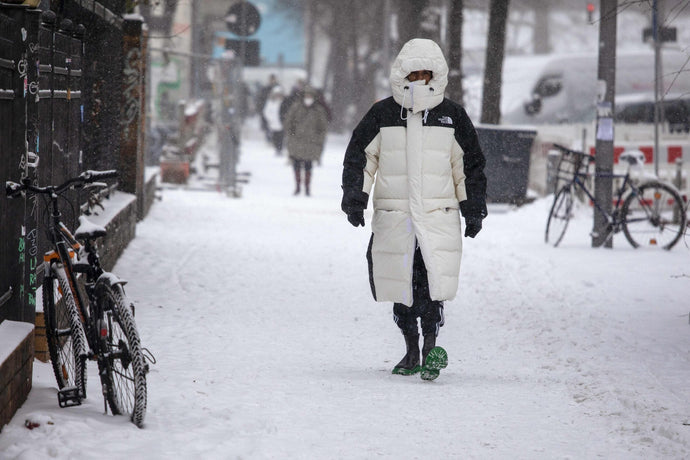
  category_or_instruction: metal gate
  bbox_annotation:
[0,5,86,325]
[0,5,41,325]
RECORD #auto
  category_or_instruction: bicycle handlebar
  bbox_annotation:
[81,170,118,182]
[5,169,119,198]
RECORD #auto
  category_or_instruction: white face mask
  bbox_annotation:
[303,97,314,106]
[408,79,428,87]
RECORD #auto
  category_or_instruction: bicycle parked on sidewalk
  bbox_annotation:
[545,144,687,249]
[6,171,151,428]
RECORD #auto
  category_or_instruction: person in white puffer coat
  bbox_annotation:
[262,85,285,156]
[341,38,487,379]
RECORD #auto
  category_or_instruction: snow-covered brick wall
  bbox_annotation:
[0,321,34,431]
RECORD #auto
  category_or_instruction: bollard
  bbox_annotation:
[673,157,686,230]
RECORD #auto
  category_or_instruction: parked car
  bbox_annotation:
[501,49,690,126]
[615,93,690,133]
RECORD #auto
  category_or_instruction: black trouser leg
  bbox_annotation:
[420,301,444,365]
[420,301,444,337]
[393,303,418,336]
[292,161,301,194]
[273,130,284,154]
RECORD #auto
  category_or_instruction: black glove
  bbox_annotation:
[347,210,365,227]
[342,189,369,228]
[464,216,482,238]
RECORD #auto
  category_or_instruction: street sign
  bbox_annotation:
[643,26,677,43]
[225,39,260,66]
[225,1,261,37]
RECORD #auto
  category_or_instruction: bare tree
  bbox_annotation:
[533,3,551,54]
[304,0,316,82]
[396,0,430,46]
[481,0,510,124]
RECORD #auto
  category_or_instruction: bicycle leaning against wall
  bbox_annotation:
[545,144,687,249]
[6,171,150,428]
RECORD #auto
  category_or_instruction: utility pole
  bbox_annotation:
[592,0,617,248]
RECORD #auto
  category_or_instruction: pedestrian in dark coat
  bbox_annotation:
[283,86,329,196]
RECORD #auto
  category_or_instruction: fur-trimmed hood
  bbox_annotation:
[389,38,448,114]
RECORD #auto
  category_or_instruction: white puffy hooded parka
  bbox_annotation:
[342,38,487,306]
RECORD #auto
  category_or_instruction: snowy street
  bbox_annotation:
[2,121,690,459]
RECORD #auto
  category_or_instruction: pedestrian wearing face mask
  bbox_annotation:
[340,38,487,380]
[283,86,329,196]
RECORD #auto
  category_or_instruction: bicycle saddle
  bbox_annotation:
[75,215,107,240]
[619,149,646,166]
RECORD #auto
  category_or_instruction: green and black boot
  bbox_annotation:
[392,333,421,375]
[420,334,448,381]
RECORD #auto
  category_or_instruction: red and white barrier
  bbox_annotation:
[587,144,688,164]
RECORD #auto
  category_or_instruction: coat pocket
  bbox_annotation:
[372,209,413,252]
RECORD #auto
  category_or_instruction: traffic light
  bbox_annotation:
[587,2,595,24]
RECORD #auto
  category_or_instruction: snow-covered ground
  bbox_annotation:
[2,119,690,459]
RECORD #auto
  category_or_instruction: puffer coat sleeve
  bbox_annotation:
[453,106,488,219]
[341,100,386,213]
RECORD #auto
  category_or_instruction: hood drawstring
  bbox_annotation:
[400,86,430,124]
[400,85,410,120]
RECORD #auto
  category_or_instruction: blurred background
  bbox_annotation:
[142,0,690,131]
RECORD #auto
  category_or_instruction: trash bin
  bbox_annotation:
[476,126,537,204]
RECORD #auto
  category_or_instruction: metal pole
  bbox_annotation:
[190,0,198,99]
[652,0,661,177]
[593,0,617,248]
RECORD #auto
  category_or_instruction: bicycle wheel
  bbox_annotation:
[622,181,687,249]
[95,280,147,428]
[43,265,88,397]
[545,186,573,247]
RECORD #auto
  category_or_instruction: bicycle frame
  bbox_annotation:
[51,219,125,365]
[570,169,634,232]
[43,197,105,350]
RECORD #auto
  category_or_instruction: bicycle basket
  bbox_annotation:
[553,146,593,191]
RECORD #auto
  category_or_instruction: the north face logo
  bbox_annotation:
[438,116,453,125]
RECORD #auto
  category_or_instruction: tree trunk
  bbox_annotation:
[481,0,510,125]
[533,1,550,54]
[446,0,464,104]
[329,2,353,132]
[357,1,385,116]
[396,0,429,47]
[305,0,316,82]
